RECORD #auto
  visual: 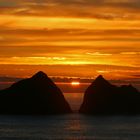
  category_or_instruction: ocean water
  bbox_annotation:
[64,93,84,112]
[1,114,140,140]
[0,93,140,140]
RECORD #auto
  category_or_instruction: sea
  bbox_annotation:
[0,93,140,140]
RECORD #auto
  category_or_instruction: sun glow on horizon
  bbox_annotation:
[71,81,80,86]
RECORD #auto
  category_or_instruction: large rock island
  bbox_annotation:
[0,71,72,114]
[79,75,140,115]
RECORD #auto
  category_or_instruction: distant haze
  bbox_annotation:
[0,76,139,92]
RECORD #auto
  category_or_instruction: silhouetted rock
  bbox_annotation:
[79,75,140,115]
[0,71,72,114]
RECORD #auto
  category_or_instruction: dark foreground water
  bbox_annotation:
[0,114,140,140]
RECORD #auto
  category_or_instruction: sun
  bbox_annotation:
[71,81,80,86]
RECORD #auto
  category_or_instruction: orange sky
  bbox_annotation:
[0,0,140,79]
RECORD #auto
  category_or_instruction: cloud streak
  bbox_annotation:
[0,0,140,20]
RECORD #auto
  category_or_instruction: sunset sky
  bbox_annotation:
[0,0,140,80]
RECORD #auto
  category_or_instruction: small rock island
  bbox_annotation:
[79,75,140,115]
[0,71,72,114]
